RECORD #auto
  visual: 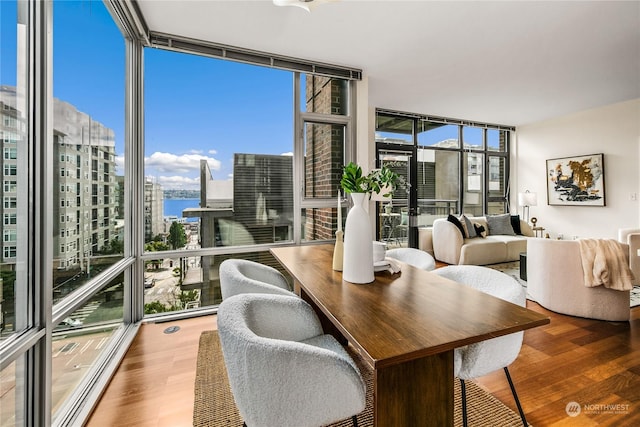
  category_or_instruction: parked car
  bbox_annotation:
[60,317,83,328]
[144,277,155,288]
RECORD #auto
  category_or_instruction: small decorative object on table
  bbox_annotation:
[340,162,400,284]
[332,190,344,271]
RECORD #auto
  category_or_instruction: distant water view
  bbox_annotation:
[164,198,199,219]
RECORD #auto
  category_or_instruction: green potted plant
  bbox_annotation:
[339,162,402,284]
[340,162,400,198]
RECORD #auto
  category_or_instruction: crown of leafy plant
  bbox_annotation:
[340,162,402,197]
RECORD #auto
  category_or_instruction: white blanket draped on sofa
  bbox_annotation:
[578,238,635,291]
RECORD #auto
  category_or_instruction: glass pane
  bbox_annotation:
[376,152,410,246]
[192,251,288,307]
[487,129,508,152]
[144,49,294,252]
[143,256,203,313]
[487,155,507,215]
[488,156,506,197]
[417,122,459,148]
[52,275,125,414]
[304,122,344,199]
[301,74,348,115]
[415,149,460,225]
[52,1,125,296]
[463,152,483,216]
[1,358,23,425]
[1,0,28,338]
[301,207,346,242]
[376,114,413,145]
[463,126,483,150]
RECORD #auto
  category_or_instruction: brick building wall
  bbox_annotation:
[304,76,345,240]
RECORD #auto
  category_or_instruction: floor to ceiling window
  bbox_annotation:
[49,1,128,423]
[375,110,513,247]
[1,0,29,424]
[142,48,355,311]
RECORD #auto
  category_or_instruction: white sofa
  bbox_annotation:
[432,216,533,265]
[618,228,640,285]
[527,238,630,321]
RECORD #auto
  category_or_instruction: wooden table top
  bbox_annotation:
[271,244,550,369]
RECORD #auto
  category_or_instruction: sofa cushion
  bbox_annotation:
[510,215,523,235]
[447,214,466,238]
[487,214,516,236]
[461,214,478,238]
[488,235,529,261]
[459,237,507,265]
[473,223,487,237]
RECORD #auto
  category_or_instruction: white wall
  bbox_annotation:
[514,98,640,240]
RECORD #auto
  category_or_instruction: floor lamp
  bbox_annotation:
[518,190,537,223]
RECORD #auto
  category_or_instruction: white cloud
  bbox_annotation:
[208,149,218,155]
[115,154,125,174]
[281,151,293,156]
[145,152,222,174]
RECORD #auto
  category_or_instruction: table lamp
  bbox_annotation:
[518,190,537,223]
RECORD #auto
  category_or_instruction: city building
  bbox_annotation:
[144,178,164,241]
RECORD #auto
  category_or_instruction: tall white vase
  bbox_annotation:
[342,193,374,284]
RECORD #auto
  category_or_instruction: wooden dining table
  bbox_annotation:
[270,244,550,427]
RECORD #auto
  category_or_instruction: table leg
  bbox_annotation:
[374,351,454,426]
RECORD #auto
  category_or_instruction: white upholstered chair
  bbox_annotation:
[433,265,528,427]
[385,247,436,271]
[618,228,640,285]
[217,294,366,427]
[527,238,630,321]
[219,258,293,300]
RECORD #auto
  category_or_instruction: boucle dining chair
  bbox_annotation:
[217,293,366,427]
[433,265,528,427]
[385,247,436,271]
[219,258,293,300]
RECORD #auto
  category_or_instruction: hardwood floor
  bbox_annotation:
[86,304,640,427]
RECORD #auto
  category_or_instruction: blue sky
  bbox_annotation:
[2,0,293,190]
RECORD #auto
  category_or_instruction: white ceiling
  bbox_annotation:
[136,0,640,126]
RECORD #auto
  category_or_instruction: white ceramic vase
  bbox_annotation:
[342,192,374,284]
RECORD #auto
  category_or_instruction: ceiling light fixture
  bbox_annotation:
[273,0,332,13]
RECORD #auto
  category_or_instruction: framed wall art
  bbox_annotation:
[546,153,605,206]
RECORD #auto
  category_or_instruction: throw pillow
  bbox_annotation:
[447,214,467,238]
[473,223,487,238]
[486,213,516,236]
[510,215,523,235]
[461,214,478,238]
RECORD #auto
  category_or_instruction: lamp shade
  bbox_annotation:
[518,191,538,207]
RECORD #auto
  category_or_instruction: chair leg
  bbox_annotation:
[459,378,469,427]
[352,415,358,427]
[504,367,528,427]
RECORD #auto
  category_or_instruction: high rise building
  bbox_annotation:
[1,85,118,273]
[144,178,164,241]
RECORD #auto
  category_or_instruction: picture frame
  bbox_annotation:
[546,153,605,206]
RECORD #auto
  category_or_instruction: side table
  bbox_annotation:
[532,226,545,238]
[519,252,527,281]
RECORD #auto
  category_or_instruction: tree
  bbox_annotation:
[168,221,187,250]
[99,238,124,255]
[144,240,169,252]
